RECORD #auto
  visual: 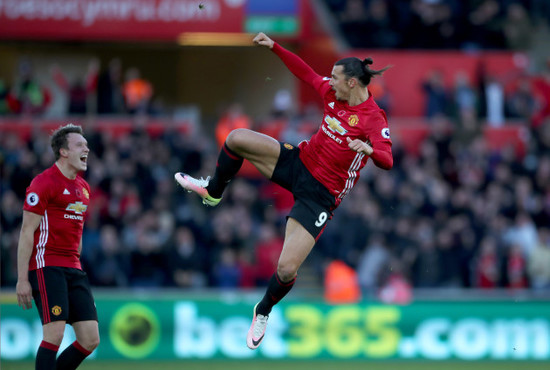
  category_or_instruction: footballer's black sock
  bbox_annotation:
[206,142,243,198]
[56,340,92,370]
[36,340,58,370]
[256,273,296,316]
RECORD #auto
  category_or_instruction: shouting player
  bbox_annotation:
[16,124,99,369]
[175,32,393,349]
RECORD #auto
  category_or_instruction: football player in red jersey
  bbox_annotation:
[175,32,393,349]
[16,124,99,369]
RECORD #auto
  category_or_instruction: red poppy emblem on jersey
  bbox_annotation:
[349,115,359,127]
[337,110,346,117]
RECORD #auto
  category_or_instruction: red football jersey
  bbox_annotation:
[23,164,90,270]
[272,43,393,207]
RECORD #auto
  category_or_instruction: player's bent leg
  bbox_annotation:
[247,218,315,350]
[225,129,281,178]
[56,320,99,369]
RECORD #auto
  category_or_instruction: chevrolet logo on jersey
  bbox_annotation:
[324,115,348,135]
[66,201,87,214]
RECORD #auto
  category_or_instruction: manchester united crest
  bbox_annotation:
[83,188,89,199]
[349,115,359,127]
[284,143,294,150]
[52,305,62,316]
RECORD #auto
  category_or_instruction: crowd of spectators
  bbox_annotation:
[1,100,549,294]
[0,58,156,117]
[325,0,549,50]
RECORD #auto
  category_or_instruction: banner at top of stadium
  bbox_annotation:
[0,0,301,41]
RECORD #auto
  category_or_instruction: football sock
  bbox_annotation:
[256,273,296,316]
[206,142,243,198]
[36,340,58,370]
[56,340,92,370]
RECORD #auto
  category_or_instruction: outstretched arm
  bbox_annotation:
[253,32,321,87]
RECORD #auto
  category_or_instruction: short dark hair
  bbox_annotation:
[334,57,391,87]
[50,123,83,161]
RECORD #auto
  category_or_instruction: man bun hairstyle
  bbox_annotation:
[335,57,391,87]
[51,123,83,161]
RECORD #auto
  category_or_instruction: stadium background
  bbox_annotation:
[1,0,550,368]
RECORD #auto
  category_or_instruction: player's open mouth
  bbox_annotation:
[80,154,88,163]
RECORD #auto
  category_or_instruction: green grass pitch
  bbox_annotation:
[3,361,550,370]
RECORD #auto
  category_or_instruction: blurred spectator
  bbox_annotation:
[97,58,124,114]
[11,59,51,115]
[484,74,506,126]
[212,247,242,288]
[527,228,550,290]
[451,70,478,122]
[422,69,449,119]
[166,226,207,288]
[408,221,442,287]
[128,210,170,287]
[50,59,99,115]
[272,89,293,118]
[254,223,284,286]
[215,103,252,148]
[122,67,153,114]
[506,75,536,120]
[474,235,501,288]
[531,60,550,128]
[363,0,402,48]
[337,0,370,48]
[87,225,129,287]
[378,258,412,304]
[324,260,361,303]
[0,79,19,114]
[465,0,506,49]
[369,75,393,114]
[503,2,533,51]
[406,0,461,49]
[503,212,538,259]
[506,243,528,288]
[356,234,390,292]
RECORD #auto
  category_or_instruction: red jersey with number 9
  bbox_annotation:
[23,164,90,270]
[272,43,393,208]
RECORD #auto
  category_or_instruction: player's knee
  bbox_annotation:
[84,335,100,352]
[277,265,298,283]
[43,325,65,345]
[79,334,100,352]
[226,128,251,151]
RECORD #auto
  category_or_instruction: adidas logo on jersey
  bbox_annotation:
[63,189,70,195]
[328,102,335,109]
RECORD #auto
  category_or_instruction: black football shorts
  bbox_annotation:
[29,266,98,325]
[270,142,335,240]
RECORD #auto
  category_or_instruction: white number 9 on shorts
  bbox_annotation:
[315,212,328,227]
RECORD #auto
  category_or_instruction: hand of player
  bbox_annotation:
[16,280,33,310]
[347,137,373,155]
[253,32,274,49]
